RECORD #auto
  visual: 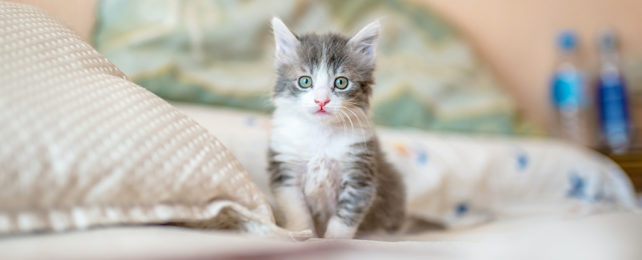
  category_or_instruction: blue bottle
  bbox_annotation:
[550,31,595,146]
[596,29,632,153]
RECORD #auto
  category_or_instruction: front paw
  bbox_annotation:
[284,220,317,237]
[324,217,357,239]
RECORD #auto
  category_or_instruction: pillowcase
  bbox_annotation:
[0,2,290,237]
[92,0,540,135]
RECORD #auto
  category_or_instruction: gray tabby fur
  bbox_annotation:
[268,17,405,238]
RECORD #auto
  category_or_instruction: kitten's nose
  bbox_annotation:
[314,99,330,107]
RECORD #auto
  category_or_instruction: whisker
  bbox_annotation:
[353,108,372,128]
[345,108,364,129]
[339,110,354,135]
[337,110,348,135]
[344,107,370,152]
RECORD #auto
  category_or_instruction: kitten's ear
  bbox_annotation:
[348,20,380,64]
[271,17,299,64]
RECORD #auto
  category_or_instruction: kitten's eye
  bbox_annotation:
[334,76,349,90]
[297,76,312,89]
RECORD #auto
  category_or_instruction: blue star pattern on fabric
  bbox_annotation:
[593,189,605,202]
[517,152,529,171]
[416,150,428,165]
[455,202,469,217]
[245,116,256,127]
[567,172,586,199]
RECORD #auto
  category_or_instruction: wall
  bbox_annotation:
[7,0,97,42]
[416,0,642,131]
[9,0,642,137]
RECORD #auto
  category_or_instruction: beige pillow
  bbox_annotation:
[0,2,288,236]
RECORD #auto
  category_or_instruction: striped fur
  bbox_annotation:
[268,18,405,238]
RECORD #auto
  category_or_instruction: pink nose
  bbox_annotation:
[314,99,330,107]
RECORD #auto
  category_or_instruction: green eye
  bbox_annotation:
[334,77,349,89]
[298,76,312,89]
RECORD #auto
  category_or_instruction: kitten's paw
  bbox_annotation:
[324,217,357,239]
[284,220,317,237]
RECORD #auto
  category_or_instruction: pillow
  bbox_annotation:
[0,2,291,237]
[92,0,540,135]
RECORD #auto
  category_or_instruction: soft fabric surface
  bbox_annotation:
[92,0,539,135]
[176,103,638,228]
[0,2,285,236]
[1,212,641,260]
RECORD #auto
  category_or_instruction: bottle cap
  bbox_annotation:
[598,28,617,51]
[557,30,577,51]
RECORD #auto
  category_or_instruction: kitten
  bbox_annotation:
[267,17,405,239]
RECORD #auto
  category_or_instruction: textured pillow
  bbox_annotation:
[0,2,288,236]
[92,0,540,135]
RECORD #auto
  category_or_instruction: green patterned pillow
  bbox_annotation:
[93,0,539,135]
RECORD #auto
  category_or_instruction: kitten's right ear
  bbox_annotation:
[348,20,380,65]
[271,17,299,64]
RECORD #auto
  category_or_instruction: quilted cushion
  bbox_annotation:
[0,2,288,236]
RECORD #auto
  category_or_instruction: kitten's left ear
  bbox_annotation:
[272,17,299,64]
[348,20,380,64]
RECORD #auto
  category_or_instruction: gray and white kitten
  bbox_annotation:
[267,17,405,239]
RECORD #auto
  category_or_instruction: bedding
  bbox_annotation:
[1,207,640,259]
[175,103,638,228]
[0,1,293,237]
[0,3,640,259]
[92,0,540,135]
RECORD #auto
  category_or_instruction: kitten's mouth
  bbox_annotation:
[314,108,331,116]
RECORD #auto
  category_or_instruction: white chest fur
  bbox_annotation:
[270,110,371,216]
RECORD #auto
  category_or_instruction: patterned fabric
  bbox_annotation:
[93,0,540,135]
[0,2,302,237]
[176,104,637,228]
[381,130,637,227]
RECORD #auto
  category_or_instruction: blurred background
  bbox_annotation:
[2,2,642,258]
[11,0,642,131]
[9,0,642,187]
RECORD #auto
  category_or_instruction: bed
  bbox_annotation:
[1,2,641,259]
[1,211,641,260]
[1,101,640,259]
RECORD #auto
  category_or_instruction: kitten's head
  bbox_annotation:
[271,17,379,124]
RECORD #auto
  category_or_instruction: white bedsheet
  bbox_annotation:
[175,103,638,228]
[1,212,641,260]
